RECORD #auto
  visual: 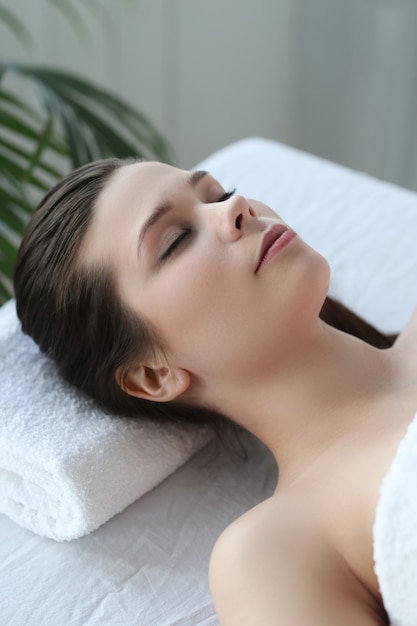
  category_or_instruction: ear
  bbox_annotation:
[117,363,191,402]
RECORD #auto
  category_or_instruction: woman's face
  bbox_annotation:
[83,161,329,394]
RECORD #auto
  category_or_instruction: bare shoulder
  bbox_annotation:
[209,497,281,588]
[209,497,288,625]
[209,495,315,625]
[209,495,386,626]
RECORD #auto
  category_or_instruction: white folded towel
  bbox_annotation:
[373,412,417,626]
[0,299,208,541]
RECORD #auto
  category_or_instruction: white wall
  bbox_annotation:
[1,0,416,189]
[173,0,295,167]
[289,0,417,191]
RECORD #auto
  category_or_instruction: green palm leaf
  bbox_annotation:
[3,63,174,163]
[0,62,174,303]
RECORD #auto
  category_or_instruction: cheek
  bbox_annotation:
[139,236,330,382]
[141,245,253,371]
[140,242,231,343]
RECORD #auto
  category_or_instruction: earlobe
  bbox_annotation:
[117,363,191,402]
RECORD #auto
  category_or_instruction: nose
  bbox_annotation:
[211,194,256,242]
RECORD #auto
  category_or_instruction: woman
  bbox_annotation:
[13,158,416,625]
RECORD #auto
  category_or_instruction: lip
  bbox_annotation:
[255,223,296,273]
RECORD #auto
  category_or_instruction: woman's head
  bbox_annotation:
[12,158,224,427]
[81,161,330,394]
[13,158,330,424]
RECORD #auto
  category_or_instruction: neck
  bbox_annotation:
[210,319,397,486]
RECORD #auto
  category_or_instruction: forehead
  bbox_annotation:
[100,160,186,211]
[81,161,186,263]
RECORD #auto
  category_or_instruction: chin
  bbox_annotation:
[292,245,331,319]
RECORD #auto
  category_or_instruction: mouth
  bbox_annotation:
[255,223,295,273]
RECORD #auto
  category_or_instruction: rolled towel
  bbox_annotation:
[373,412,417,626]
[0,299,208,541]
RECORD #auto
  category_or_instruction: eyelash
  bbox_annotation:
[217,188,236,203]
[160,229,191,262]
[159,188,237,262]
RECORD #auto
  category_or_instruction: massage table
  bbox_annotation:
[1,137,416,625]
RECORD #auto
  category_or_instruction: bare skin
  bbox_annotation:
[210,311,417,625]
[83,161,417,624]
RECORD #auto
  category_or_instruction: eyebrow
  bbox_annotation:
[188,169,208,188]
[137,170,209,254]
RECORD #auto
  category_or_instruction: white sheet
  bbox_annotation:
[1,137,416,625]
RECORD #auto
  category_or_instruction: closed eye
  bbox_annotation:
[160,228,191,262]
[159,188,235,263]
[216,188,236,203]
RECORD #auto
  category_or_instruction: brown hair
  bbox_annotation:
[320,297,397,349]
[13,159,397,431]
[13,158,222,430]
